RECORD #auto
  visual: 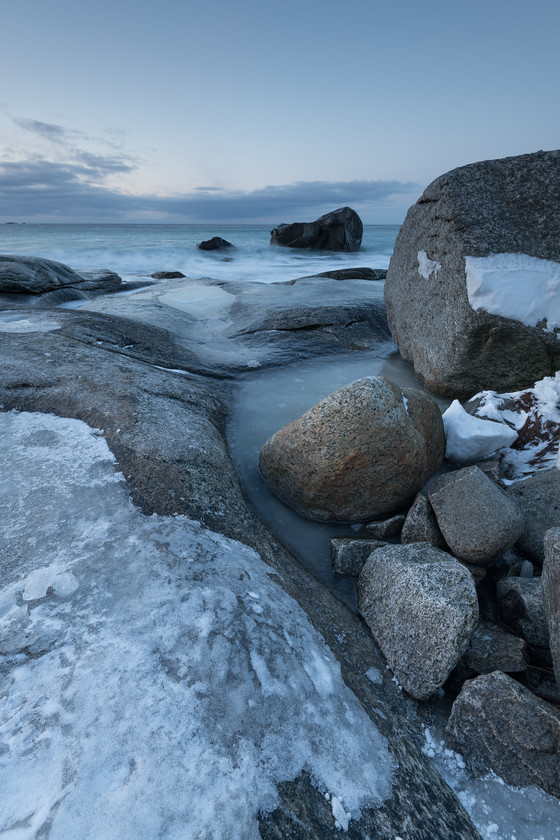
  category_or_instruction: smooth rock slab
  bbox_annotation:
[259,376,445,521]
[543,528,560,685]
[428,466,524,564]
[357,543,478,700]
[446,671,560,798]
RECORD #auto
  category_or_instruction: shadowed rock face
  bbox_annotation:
[259,376,445,521]
[0,255,123,295]
[384,150,560,398]
[270,207,363,252]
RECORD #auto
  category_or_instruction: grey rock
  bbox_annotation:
[259,377,445,521]
[384,150,560,397]
[297,267,386,281]
[197,236,235,251]
[0,307,483,839]
[365,514,406,539]
[151,270,186,279]
[542,528,560,684]
[330,538,385,576]
[400,491,447,549]
[459,561,487,586]
[428,466,524,564]
[0,255,123,295]
[506,469,560,564]
[357,543,478,700]
[462,620,529,675]
[270,207,363,252]
[497,576,550,649]
[446,671,560,798]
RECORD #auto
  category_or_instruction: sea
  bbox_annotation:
[0,223,399,284]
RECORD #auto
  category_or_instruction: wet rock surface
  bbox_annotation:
[259,376,445,521]
[358,543,478,700]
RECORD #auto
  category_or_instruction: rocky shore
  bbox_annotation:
[1,149,560,838]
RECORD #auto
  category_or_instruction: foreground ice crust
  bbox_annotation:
[0,411,394,839]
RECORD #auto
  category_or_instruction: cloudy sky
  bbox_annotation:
[1,0,558,223]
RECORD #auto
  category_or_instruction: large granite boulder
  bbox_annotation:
[357,543,478,700]
[543,528,560,685]
[384,150,560,397]
[446,671,560,798]
[259,376,445,521]
[428,466,524,564]
[270,207,363,252]
[0,255,122,295]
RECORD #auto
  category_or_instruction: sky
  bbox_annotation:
[0,0,558,224]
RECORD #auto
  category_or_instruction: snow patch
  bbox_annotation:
[0,411,394,839]
[465,253,560,331]
[417,250,442,281]
[442,399,518,464]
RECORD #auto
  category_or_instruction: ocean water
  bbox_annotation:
[0,223,399,284]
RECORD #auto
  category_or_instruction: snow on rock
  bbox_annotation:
[442,400,518,465]
[465,253,560,331]
[470,372,560,479]
[0,410,394,839]
[417,250,441,281]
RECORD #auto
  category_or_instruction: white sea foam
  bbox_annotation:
[0,411,394,839]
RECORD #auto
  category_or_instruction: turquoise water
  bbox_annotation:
[0,223,399,284]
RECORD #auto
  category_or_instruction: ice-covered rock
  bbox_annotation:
[446,671,560,798]
[259,376,445,521]
[384,150,560,397]
[357,543,478,700]
[442,399,517,464]
[270,207,363,252]
[428,466,524,564]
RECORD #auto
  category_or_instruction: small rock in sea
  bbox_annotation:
[150,271,186,279]
[497,576,550,652]
[357,543,478,700]
[330,538,385,577]
[543,527,560,685]
[270,207,363,252]
[197,236,235,251]
[400,491,447,549]
[428,465,524,564]
[365,514,405,539]
[259,376,445,521]
[446,670,560,798]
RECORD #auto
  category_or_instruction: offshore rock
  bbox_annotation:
[446,671,560,798]
[428,466,524,564]
[259,376,445,521]
[197,236,235,251]
[543,528,560,685]
[151,270,186,279]
[384,150,560,397]
[270,207,363,252]
[357,543,478,700]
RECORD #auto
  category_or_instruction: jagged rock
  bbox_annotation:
[330,538,384,577]
[0,256,123,295]
[400,491,447,549]
[428,466,524,564]
[365,515,405,539]
[270,207,363,252]
[446,671,560,798]
[197,236,235,251]
[384,150,560,397]
[357,543,478,700]
[151,271,186,279]
[506,469,560,564]
[542,528,560,684]
[461,620,529,675]
[259,377,445,521]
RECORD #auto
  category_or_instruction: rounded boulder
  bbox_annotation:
[258,376,445,521]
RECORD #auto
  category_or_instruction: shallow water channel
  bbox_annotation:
[226,344,450,611]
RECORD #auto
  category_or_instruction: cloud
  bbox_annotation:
[14,118,74,144]
[0,158,421,222]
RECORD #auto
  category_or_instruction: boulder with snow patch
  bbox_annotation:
[259,376,445,521]
[505,469,560,564]
[428,466,524,564]
[270,207,363,252]
[357,543,478,700]
[442,399,517,464]
[543,528,560,685]
[446,670,560,798]
[384,150,560,397]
